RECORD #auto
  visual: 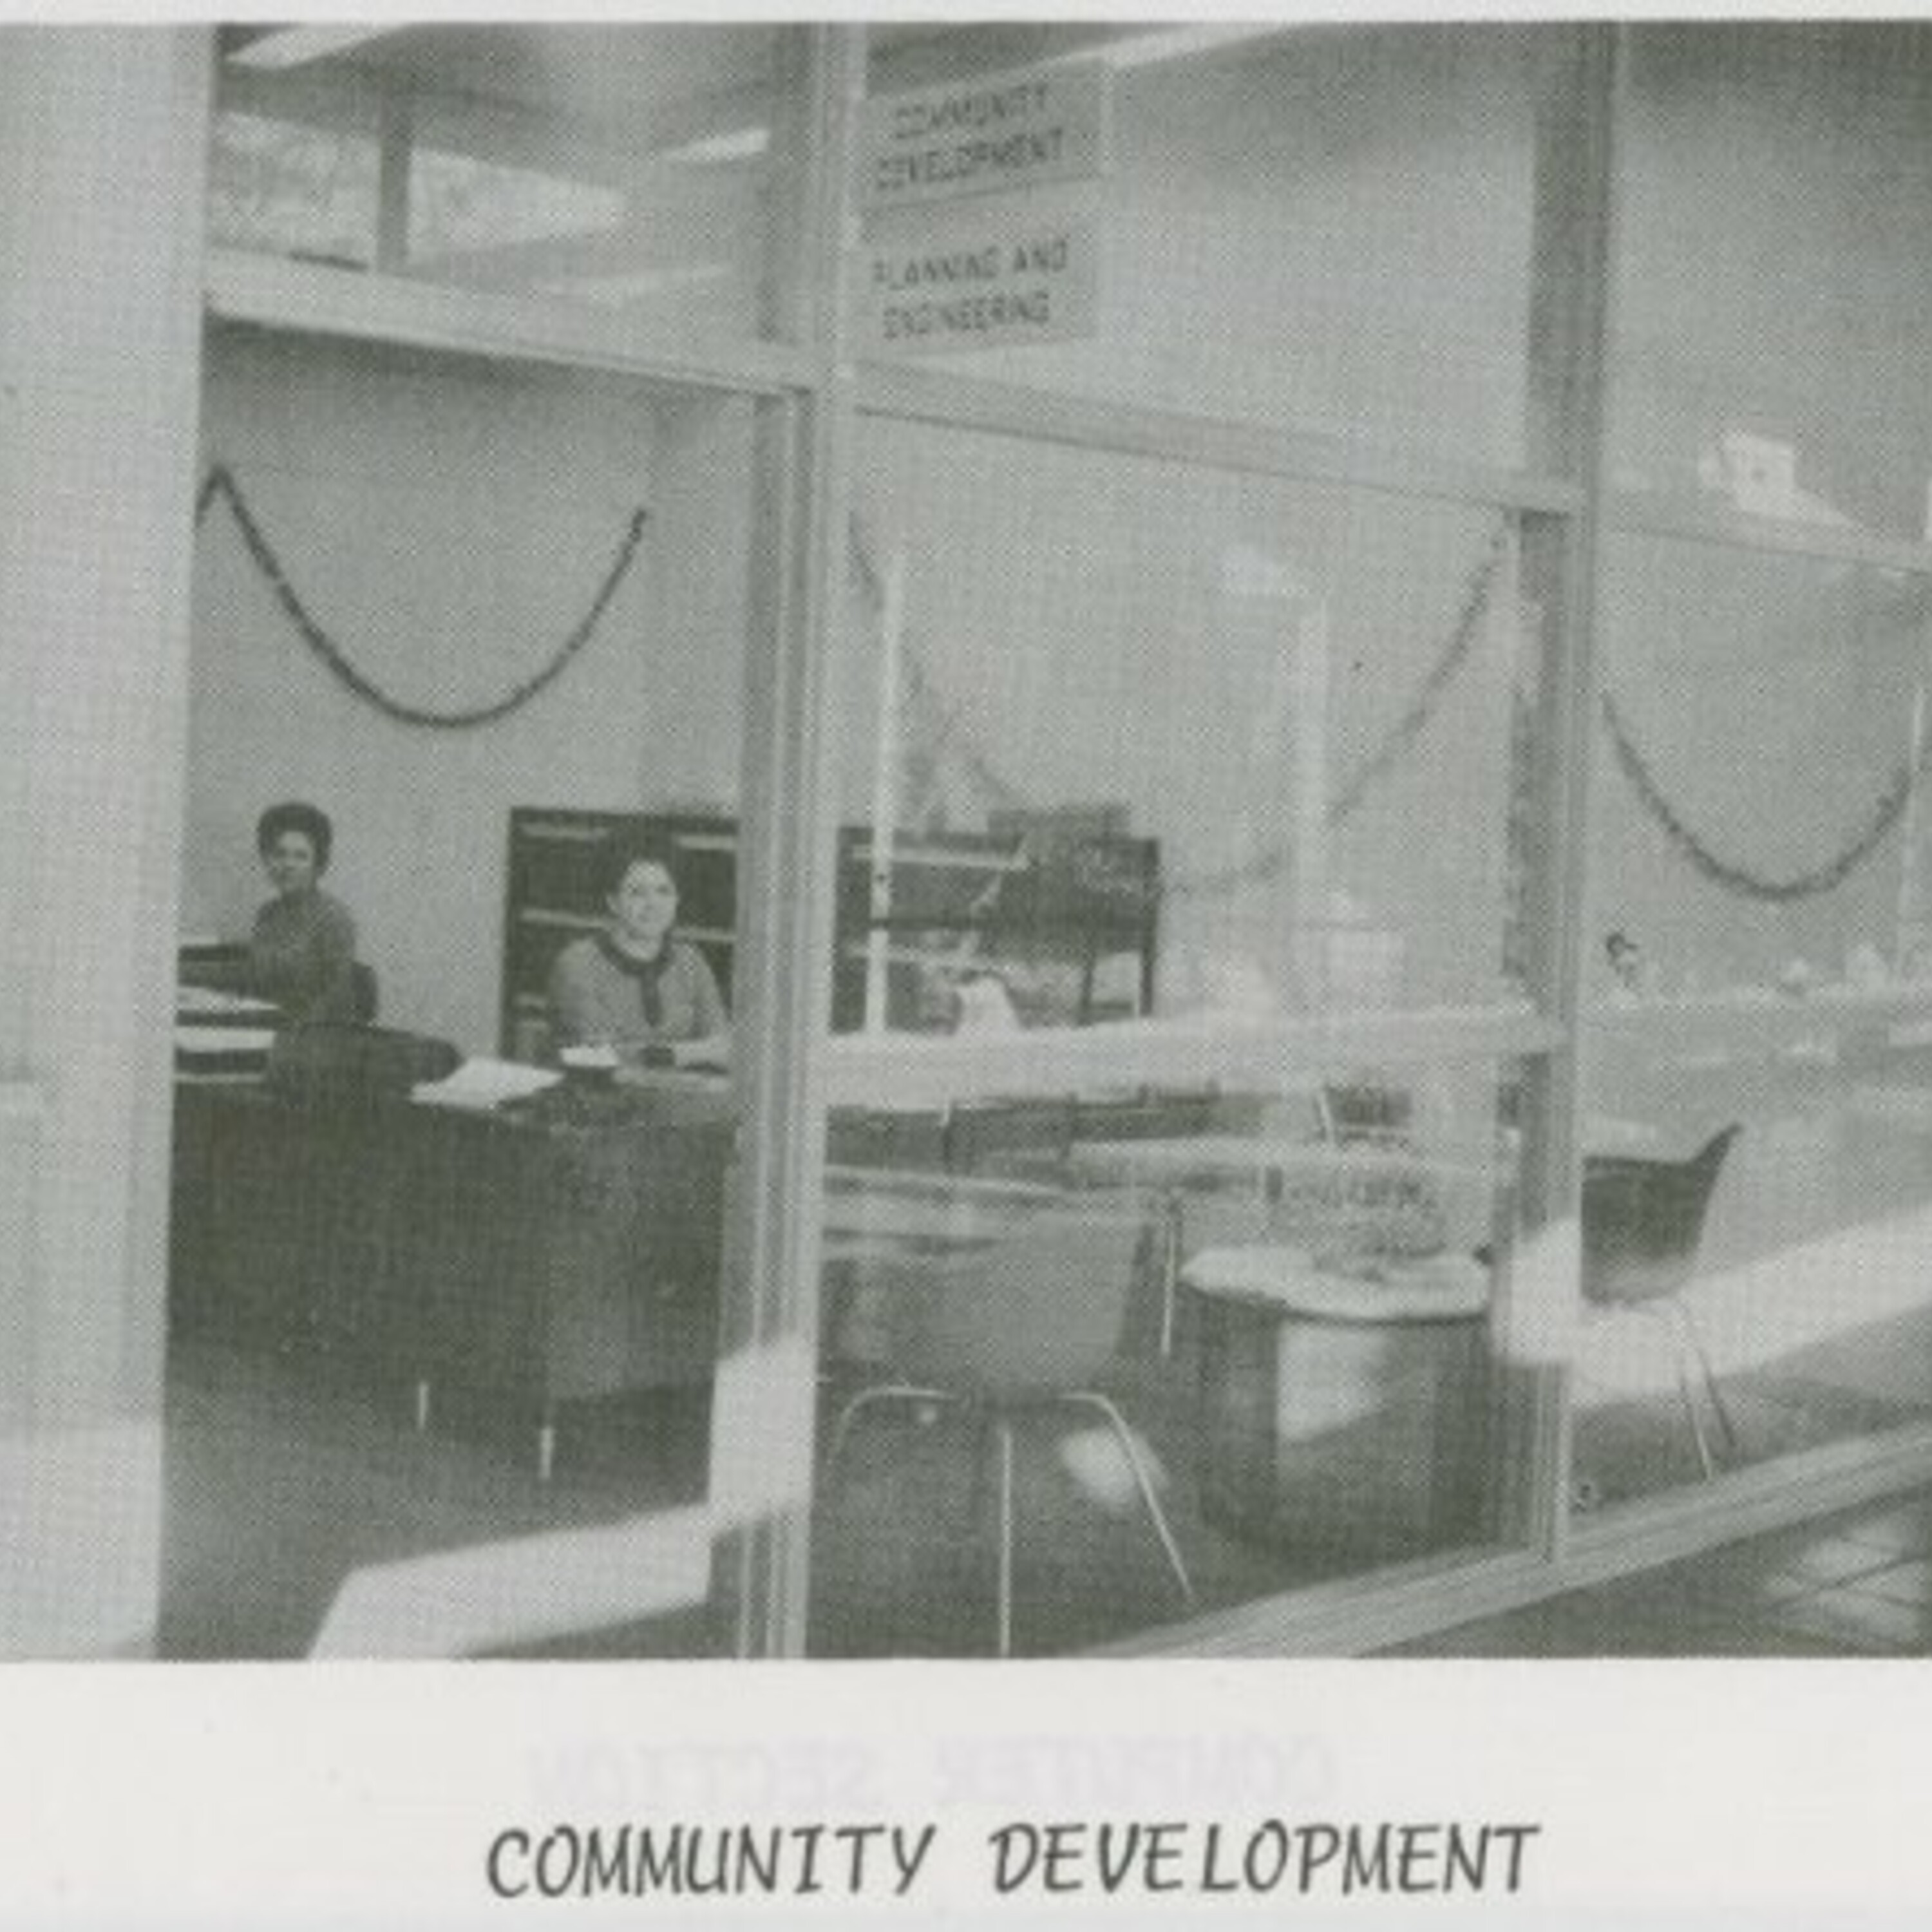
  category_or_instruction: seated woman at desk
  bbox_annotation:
[189,800,363,1025]
[547,832,730,1068]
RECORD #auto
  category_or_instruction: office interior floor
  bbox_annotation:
[158,1337,722,1659]
[160,1285,1932,1660]
[1382,1486,1932,1655]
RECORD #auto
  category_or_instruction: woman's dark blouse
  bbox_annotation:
[245,887,359,1023]
[547,933,727,1056]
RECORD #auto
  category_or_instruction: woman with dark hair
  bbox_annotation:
[194,800,362,1024]
[547,831,728,1067]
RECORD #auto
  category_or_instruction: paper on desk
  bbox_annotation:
[176,985,278,1018]
[175,1026,277,1057]
[410,1057,561,1110]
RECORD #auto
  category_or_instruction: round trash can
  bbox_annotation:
[1180,1247,1491,1564]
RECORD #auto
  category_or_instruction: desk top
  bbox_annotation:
[1063,1135,1490,1189]
[176,1025,276,1056]
[175,1064,734,1137]
[1182,1244,1489,1321]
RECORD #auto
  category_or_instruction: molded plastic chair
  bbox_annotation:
[1580,1124,1741,1479]
[826,1202,1195,1656]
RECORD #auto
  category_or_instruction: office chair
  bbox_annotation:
[824,1202,1195,1656]
[1580,1123,1742,1481]
[348,960,379,1025]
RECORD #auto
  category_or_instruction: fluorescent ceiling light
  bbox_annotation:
[226,26,395,73]
[658,125,770,167]
[1080,24,1285,71]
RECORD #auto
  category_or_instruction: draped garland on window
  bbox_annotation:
[1599,689,1929,904]
[196,464,649,730]
[850,512,1513,899]
[852,512,1927,909]
[203,454,1925,898]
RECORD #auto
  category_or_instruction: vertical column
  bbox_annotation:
[0,28,213,1653]
[709,24,865,1656]
[1492,24,1624,1555]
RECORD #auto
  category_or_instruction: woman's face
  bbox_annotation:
[609,859,677,952]
[263,829,320,898]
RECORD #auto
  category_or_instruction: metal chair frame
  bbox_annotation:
[1580,1123,1742,1485]
[827,1378,1195,1658]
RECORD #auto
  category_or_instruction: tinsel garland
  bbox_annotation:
[1170,522,1510,897]
[866,504,1923,908]
[852,513,1512,898]
[197,464,649,730]
[1326,523,1511,828]
[1600,690,1924,904]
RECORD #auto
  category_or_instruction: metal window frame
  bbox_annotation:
[186,20,1932,1660]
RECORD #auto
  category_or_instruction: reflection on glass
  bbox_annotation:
[1613,24,1932,543]
[211,25,799,348]
[209,110,379,268]
[169,344,757,1656]
[810,412,1535,1654]
[1578,535,1932,1511]
[810,1067,1524,1656]
[838,419,1530,1035]
[863,22,1543,466]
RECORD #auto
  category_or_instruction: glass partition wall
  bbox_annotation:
[1575,23,1932,1517]
[158,21,1932,1659]
[804,21,1576,1656]
[808,426,1552,1655]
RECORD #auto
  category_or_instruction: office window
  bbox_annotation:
[211,26,808,352]
[835,423,1532,1021]
[860,23,1542,468]
[1578,20,1932,1514]
[209,109,379,269]
[1579,536,1932,1510]
[1611,23,1932,544]
[171,331,763,1657]
[808,415,1538,1654]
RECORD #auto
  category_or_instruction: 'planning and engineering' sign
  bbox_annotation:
[862,218,1099,354]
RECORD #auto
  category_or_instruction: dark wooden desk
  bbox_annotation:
[171,1077,734,1472]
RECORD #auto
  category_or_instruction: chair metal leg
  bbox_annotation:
[826,1383,954,1474]
[1065,1391,1197,1607]
[1631,1303,1717,1480]
[1666,1298,1739,1450]
[1633,1306,1712,1478]
[1672,1350,1716,1480]
[413,1378,431,1434]
[1158,1191,1183,1358]
[994,1417,1016,1660]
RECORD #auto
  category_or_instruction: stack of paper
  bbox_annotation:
[175,1025,276,1075]
[176,985,279,1021]
[411,1058,561,1112]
